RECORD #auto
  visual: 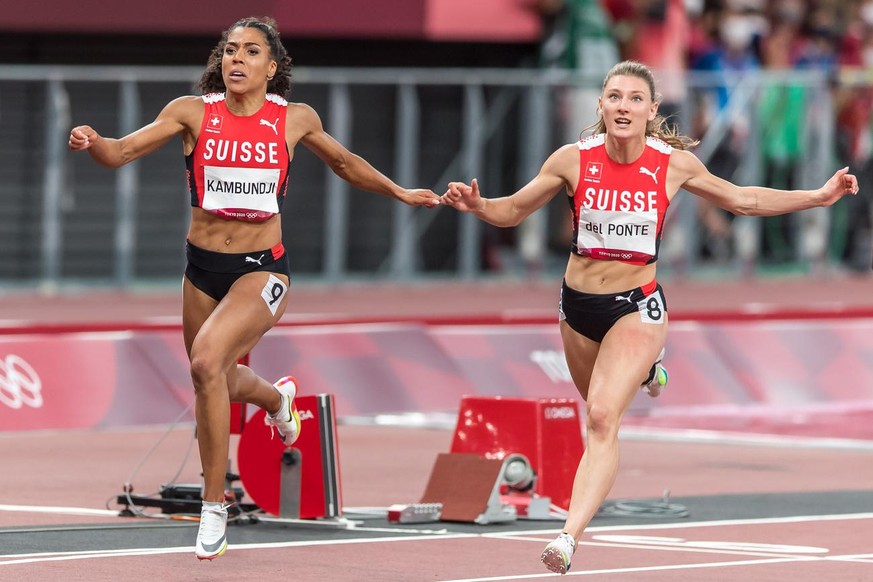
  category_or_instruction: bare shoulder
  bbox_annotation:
[286,102,321,129]
[667,148,707,188]
[542,143,580,184]
[160,95,204,129]
[669,148,704,173]
[544,143,579,170]
[163,95,203,115]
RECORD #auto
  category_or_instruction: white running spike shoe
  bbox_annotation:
[541,532,576,574]
[642,348,668,398]
[265,376,302,445]
[195,502,228,560]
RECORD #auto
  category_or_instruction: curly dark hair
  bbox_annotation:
[197,16,293,98]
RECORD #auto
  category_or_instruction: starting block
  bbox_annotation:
[450,395,584,510]
[418,452,517,524]
[237,394,342,519]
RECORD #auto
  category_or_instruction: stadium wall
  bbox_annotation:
[3,317,873,440]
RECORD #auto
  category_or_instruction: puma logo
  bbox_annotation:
[259,117,279,135]
[245,254,265,266]
[615,293,634,304]
[639,166,659,184]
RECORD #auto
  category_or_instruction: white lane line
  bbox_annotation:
[2,511,871,570]
[0,504,120,517]
[438,556,822,581]
[618,426,873,450]
[482,511,873,538]
[826,553,873,563]
[0,533,478,566]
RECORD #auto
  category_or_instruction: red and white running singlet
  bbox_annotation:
[570,134,672,265]
[187,93,290,223]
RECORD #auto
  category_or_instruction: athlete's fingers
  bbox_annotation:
[830,167,859,195]
[846,174,859,195]
[68,127,94,150]
[447,182,466,196]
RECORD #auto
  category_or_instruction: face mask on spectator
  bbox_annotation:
[720,16,757,51]
[862,3,873,26]
[775,1,804,25]
[684,0,703,17]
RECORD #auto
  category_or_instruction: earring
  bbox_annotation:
[267,75,274,81]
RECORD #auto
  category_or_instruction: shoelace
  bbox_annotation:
[557,533,576,555]
[200,504,230,539]
[265,395,290,440]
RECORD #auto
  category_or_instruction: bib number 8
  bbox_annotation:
[637,290,665,325]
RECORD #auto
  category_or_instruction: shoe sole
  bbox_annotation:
[541,547,570,574]
[196,541,227,561]
[284,404,301,445]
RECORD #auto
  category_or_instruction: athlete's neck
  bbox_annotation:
[224,92,266,117]
[604,134,646,165]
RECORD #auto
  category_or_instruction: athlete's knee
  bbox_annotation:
[189,349,227,393]
[585,401,620,440]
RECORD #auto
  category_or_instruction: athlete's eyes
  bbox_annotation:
[607,94,644,103]
[224,46,260,57]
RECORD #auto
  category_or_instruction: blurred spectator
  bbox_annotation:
[624,0,692,124]
[756,0,807,265]
[760,3,840,272]
[688,0,721,65]
[532,0,623,275]
[535,0,621,140]
[688,1,764,274]
[835,0,873,271]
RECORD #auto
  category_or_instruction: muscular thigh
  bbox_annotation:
[587,309,668,410]
[560,321,599,401]
[186,271,290,367]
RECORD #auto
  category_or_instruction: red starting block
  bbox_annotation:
[237,394,342,519]
[450,395,584,510]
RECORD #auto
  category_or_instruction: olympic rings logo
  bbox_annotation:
[0,354,43,410]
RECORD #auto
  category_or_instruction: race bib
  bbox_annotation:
[202,166,280,214]
[577,208,658,258]
[637,288,665,325]
[261,274,287,316]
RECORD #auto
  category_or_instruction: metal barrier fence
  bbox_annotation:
[0,65,850,289]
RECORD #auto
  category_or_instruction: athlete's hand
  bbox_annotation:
[818,166,859,206]
[68,126,99,151]
[441,178,484,212]
[400,188,441,208]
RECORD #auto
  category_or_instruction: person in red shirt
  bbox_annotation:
[69,16,439,560]
[441,60,858,575]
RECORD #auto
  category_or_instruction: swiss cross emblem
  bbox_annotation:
[206,114,223,133]
[584,162,603,183]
